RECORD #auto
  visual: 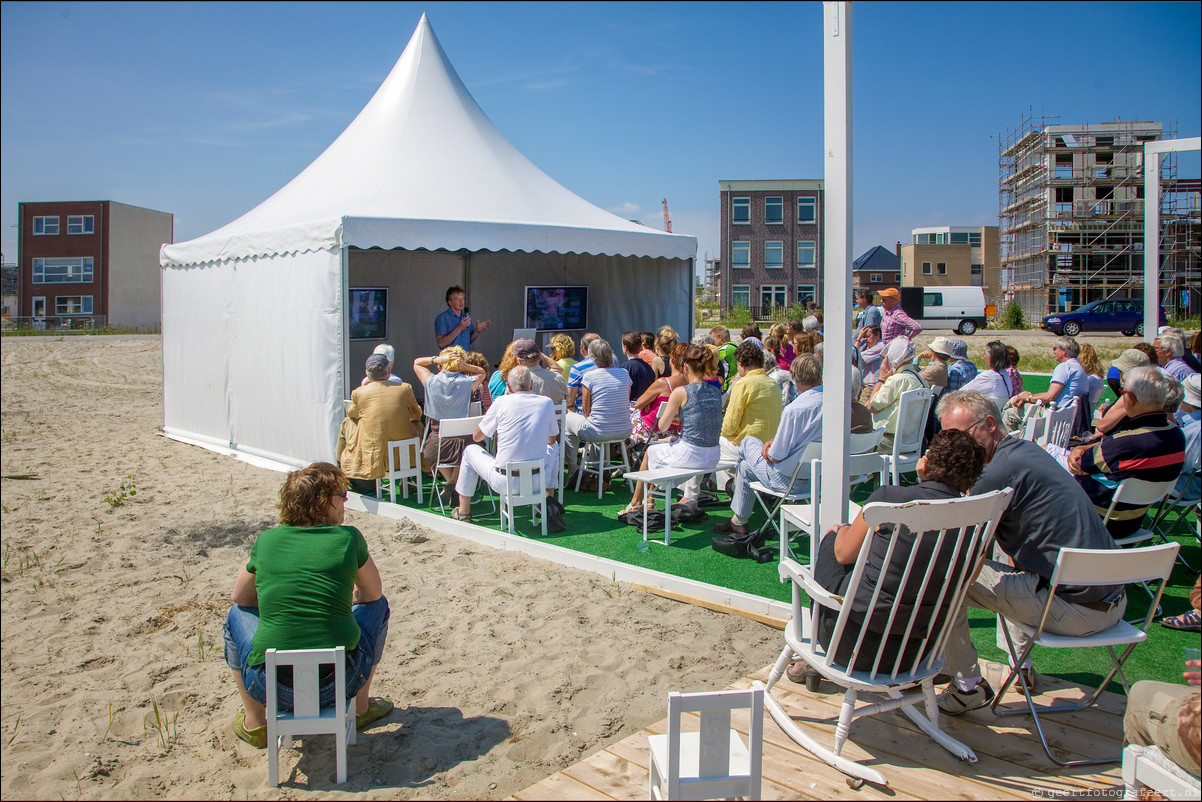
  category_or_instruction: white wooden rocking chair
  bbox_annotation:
[763,488,1013,788]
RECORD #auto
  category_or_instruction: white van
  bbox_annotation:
[897,286,992,335]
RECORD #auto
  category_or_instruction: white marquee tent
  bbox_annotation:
[160,14,697,468]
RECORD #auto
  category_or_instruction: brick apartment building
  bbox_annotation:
[718,180,824,316]
[18,200,173,328]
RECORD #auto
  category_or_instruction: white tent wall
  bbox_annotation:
[162,248,344,468]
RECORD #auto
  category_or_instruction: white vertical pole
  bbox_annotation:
[1143,148,1160,344]
[819,1,853,540]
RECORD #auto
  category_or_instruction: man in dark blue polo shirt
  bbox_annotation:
[435,285,491,351]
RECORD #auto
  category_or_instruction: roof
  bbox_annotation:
[852,245,900,272]
[161,14,695,267]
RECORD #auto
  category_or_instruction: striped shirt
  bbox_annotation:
[567,357,595,412]
[880,305,923,345]
[1078,412,1185,540]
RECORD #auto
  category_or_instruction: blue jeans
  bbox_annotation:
[223,596,390,711]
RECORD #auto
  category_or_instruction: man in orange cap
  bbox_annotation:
[877,287,923,346]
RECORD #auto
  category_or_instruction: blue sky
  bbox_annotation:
[2,1,1199,276]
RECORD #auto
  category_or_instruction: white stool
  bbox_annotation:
[575,437,634,499]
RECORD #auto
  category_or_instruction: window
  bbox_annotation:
[796,197,816,223]
[937,262,947,275]
[67,215,95,235]
[732,197,750,225]
[55,295,93,315]
[765,197,784,224]
[894,272,902,283]
[731,241,750,269]
[33,257,94,284]
[922,262,932,275]
[764,241,783,269]
[869,273,883,283]
[731,284,750,309]
[969,233,982,247]
[760,285,786,310]
[950,232,969,244]
[924,292,943,306]
[33,216,59,235]
[971,263,983,275]
[796,240,816,269]
[797,285,816,305]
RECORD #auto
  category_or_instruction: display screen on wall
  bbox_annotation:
[349,288,388,341]
[525,286,588,331]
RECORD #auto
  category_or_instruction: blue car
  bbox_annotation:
[1040,299,1166,337]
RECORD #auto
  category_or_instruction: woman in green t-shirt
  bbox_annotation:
[223,462,392,748]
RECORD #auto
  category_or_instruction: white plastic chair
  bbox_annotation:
[1016,400,1048,440]
[574,436,634,499]
[990,543,1180,767]
[378,437,422,504]
[1103,477,1182,547]
[648,685,764,801]
[265,646,356,787]
[763,488,1013,788]
[885,387,933,485]
[1038,398,1078,449]
[1145,467,1199,571]
[500,459,547,537]
[431,415,493,514]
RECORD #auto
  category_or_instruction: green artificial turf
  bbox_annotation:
[380,459,1198,692]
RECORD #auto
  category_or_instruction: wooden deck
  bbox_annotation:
[511,660,1127,800]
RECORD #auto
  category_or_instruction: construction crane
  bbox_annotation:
[661,198,672,233]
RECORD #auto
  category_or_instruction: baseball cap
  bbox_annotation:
[878,288,901,300]
[512,338,540,359]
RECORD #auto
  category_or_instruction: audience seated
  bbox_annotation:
[651,326,679,379]
[945,339,978,392]
[867,337,928,455]
[620,330,656,402]
[717,341,784,489]
[1077,344,1107,414]
[713,354,823,536]
[1157,330,1198,383]
[1123,647,1200,776]
[1005,344,1024,399]
[960,340,1012,399]
[789,429,988,679]
[564,338,633,481]
[360,343,402,385]
[463,351,495,412]
[1002,335,1089,431]
[637,331,657,368]
[1095,348,1152,436]
[487,342,518,400]
[413,347,487,506]
[630,343,688,450]
[917,336,951,392]
[550,332,577,383]
[567,332,601,412]
[512,338,568,406]
[1173,374,1201,503]
[710,325,738,392]
[1067,366,1185,540]
[453,365,564,530]
[934,390,1127,715]
[622,345,724,514]
[855,325,885,405]
[341,354,423,495]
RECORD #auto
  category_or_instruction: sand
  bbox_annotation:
[0,335,784,799]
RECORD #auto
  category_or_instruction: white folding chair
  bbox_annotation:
[778,449,889,563]
[1102,477,1179,547]
[763,488,1014,788]
[265,646,356,787]
[499,459,547,537]
[1145,467,1199,571]
[885,387,933,486]
[1122,744,1202,800]
[991,543,1179,767]
[575,436,634,499]
[378,437,422,505]
[648,685,765,801]
[1016,401,1048,441]
[431,415,494,515]
[748,441,824,540]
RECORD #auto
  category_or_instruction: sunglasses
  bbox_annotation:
[336,491,349,500]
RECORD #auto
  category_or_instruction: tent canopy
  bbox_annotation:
[161,14,695,266]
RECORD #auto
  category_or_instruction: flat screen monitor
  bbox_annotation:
[349,287,387,341]
[525,286,587,331]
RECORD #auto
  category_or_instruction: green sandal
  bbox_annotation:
[356,697,394,730]
[233,711,267,749]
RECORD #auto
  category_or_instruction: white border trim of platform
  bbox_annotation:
[160,428,790,622]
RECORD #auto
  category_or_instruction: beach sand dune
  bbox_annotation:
[1,336,779,799]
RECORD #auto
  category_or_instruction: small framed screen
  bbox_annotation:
[349,288,388,340]
[525,285,587,331]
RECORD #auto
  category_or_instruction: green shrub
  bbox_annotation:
[1001,299,1027,330]
[723,305,752,330]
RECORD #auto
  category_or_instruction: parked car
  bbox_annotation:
[1039,298,1166,337]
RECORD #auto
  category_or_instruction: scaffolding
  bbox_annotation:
[997,114,1195,322]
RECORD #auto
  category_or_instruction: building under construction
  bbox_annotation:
[998,115,1200,322]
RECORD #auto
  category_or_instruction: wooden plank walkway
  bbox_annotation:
[511,660,1127,800]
